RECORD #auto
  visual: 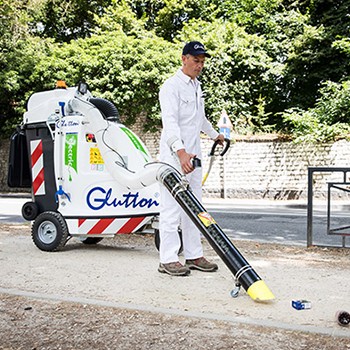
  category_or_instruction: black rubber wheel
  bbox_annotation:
[80,237,104,245]
[31,211,69,252]
[155,228,183,254]
[22,201,39,221]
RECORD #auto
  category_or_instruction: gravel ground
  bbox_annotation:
[1,293,350,350]
[0,223,350,349]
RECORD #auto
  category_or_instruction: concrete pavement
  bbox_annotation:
[0,225,349,339]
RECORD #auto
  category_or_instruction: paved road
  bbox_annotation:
[1,195,349,247]
[203,199,350,247]
[0,196,29,224]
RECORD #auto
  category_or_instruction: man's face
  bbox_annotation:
[182,54,206,79]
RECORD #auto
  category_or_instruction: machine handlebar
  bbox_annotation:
[209,138,230,157]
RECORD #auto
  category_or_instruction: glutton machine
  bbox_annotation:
[8,82,274,302]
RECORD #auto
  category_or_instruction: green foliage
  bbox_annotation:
[209,0,283,32]
[313,81,350,125]
[281,108,320,141]
[282,110,350,142]
[30,0,113,41]
[282,0,350,109]
[95,0,152,36]
[27,22,179,130]
[282,81,350,142]
[333,37,350,56]
[1,0,350,142]
[0,0,48,133]
[177,16,304,130]
[71,31,179,129]
[125,0,215,40]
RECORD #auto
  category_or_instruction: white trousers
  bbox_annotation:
[159,167,203,263]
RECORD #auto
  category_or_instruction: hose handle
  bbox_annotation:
[209,138,230,157]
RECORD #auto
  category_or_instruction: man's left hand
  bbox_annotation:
[215,134,225,146]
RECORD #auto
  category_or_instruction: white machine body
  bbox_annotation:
[23,85,161,237]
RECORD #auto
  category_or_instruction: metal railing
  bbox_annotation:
[307,167,350,248]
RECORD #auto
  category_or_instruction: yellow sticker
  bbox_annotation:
[198,212,216,227]
[90,147,104,164]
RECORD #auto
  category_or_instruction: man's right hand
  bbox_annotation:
[177,149,196,174]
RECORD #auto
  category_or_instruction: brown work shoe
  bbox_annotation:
[185,257,218,272]
[158,262,191,276]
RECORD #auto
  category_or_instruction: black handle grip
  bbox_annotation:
[209,138,230,157]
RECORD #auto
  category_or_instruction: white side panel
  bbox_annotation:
[54,113,161,218]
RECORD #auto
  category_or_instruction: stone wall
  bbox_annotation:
[132,123,350,199]
[0,138,15,193]
[200,139,350,199]
[3,123,350,199]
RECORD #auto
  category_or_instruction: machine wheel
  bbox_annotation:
[22,201,39,221]
[31,211,69,252]
[80,237,104,245]
[154,228,183,254]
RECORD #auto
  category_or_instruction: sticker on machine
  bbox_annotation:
[198,212,216,227]
[90,147,104,164]
[65,133,78,174]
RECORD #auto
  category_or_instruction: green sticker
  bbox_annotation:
[65,133,78,174]
[120,127,148,159]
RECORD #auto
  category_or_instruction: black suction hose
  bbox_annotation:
[89,97,120,123]
[158,167,275,302]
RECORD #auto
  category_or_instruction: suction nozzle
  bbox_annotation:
[247,280,275,302]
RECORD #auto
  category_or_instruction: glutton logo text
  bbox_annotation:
[87,187,160,210]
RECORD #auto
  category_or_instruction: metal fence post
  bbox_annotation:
[307,167,314,247]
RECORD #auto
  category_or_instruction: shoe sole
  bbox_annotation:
[186,264,218,272]
[158,266,191,276]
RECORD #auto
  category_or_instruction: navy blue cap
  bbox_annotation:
[182,41,211,58]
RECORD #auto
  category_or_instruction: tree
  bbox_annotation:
[0,0,45,133]
[30,0,113,42]
[25,4,180,130]
[282,80,350,142]
[177,9,315,132]
[283,0,350,109]
[124,0,222,40]
[1,0,350,141]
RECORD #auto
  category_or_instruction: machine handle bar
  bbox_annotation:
[209,138,230,157]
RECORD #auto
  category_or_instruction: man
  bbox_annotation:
[158,41,225,276]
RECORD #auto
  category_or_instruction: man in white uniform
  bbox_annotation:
[158,41,225,276]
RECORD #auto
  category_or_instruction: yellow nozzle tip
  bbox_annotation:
[247,280,275,302]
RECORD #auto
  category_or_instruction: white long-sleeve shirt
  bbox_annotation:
[159,69,219,161]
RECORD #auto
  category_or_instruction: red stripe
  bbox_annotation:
[117,217,145,234]
[31,141,43,167]
[88,218,114,234]
[78,218,86,227]
[32,168,45,194]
